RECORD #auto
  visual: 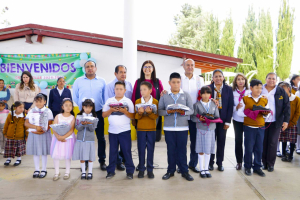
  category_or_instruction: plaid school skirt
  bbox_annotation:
[279,125,297,143]
[4,139,26,158]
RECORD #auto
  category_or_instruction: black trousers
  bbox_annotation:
[233,120,244,163]
[262,122,281,167]
[96,110,106,164]
[210,122,227,166]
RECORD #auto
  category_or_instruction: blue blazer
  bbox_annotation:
[209,83,234,124]
[48,87,72,116]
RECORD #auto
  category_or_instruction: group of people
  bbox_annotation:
[0,58,299,181]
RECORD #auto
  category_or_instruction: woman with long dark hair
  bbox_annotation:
[132,60,164,142]
[14,71,40,112]
[290,74,300,94]
[0,79,11,109]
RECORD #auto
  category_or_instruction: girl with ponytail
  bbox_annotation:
[3,101,27,166]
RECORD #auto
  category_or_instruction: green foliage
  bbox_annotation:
[220,14,235,57]
[276,0,295,80]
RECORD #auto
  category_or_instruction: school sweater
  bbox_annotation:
[243,96,268,127]
[288,94,300,127]
[3,113,28,140]
[135,98,159,131]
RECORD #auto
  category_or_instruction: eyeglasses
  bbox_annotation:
[143,66,153,69]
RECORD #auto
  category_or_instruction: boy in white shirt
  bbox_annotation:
[102,81,135,179]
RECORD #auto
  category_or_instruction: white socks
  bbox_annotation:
[42,155,47,171]
[17,157,21,161]
[198,154,204,173]
[88,162,93,174]
[33,155,40,171]
[54,159,60,174]
[65,159,71,174]
[7,157,11,161]
[204,154,211,174]
[81,163,86,173]
[277,142,280,152]
[33,155,48,171]
[297,135,300,150]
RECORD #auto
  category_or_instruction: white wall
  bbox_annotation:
[0,36,202,96]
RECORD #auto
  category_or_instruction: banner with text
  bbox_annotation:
[0,52,91,89]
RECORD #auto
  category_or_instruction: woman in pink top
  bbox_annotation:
[132,60,164,144]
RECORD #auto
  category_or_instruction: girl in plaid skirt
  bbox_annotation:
[3,101,27,166]
[278,82,300,162]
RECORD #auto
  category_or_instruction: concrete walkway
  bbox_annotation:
[1,128,300,200]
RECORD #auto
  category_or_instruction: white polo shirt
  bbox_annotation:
[103,96,134,134]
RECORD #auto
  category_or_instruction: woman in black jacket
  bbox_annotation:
[48,77,72,118]
[261,72,290,172]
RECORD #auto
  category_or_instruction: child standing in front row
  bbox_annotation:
[25,93,53,179]
[192,86,220,178]
[278,82,300,162]
[135,81,159,179]
[51,98,76,181]
[237,79,269,177]
[73,98,98,180]
[0,101,9,155]
[3,101,27,166]
[158,72,194,181]
[103,81,135,180]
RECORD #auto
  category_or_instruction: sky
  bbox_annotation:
[1,0,299,73]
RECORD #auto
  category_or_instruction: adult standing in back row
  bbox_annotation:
[131,60,164,142]
[73,60,107,171]
[179,59,204,174]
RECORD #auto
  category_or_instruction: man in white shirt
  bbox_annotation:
[180,59,204,173]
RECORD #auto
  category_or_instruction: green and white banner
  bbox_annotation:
[0,52,93,89]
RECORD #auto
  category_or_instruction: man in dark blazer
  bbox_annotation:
[208,78,234,171]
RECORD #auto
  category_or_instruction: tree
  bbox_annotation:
[220,14,235,57]
[0,7,9,27]
[276,0,295,80]
[255,10,274,82]
[169,4,220,54]
[236,6,257,77]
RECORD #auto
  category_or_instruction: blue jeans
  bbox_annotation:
[244,125,265,170]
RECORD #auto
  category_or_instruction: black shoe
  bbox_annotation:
[253,169,266,177]
[127,173,133,180]
[81,173,86,180]
[252,105,271,111]
[39,171,47,178]
[267,166,274,172]
[100,162,107,171]
[176,168,181,174]
[205,170,212,178]
[138,171,144,178]
[236,163,242,170]
[218,165,224,172]
[245,168,252,176]
[33,171,40,178]
[181,172,194,181]
[87,173,93,180]
[106,173,115,179]
[262,164,268,170]
[188,166,200,173]
[13,160,21,166]
[281,157,293,162]
[208,164,214,171]
[136,166,139,171]
[200,171,206,178]
[162,172,174,180]
[147,171,154,179]
[4,159,11,166]
[117,163,126,171]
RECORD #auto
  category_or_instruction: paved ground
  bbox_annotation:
[1,126,300,200]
